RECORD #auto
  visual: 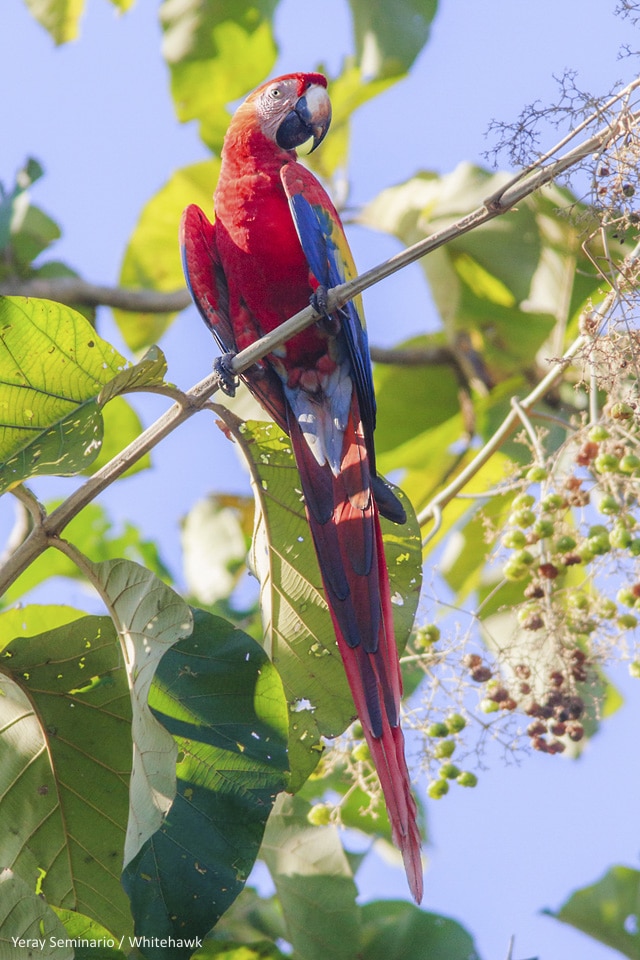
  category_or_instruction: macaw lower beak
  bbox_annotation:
[276,84,331,152]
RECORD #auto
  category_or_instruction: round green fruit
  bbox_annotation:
[308,804,333,826]
[526,465,549,482]
[427,722,449,739]
[439,763,461,780]
[446,713,467,734]
[433,739,456,759]
[456,771,478,788]
[428,779,450,799]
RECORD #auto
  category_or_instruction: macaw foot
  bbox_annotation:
[311,285,341,335]
[310,284,329,316]
[213,352,239,397]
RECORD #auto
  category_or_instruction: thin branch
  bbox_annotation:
[0,277,191,313]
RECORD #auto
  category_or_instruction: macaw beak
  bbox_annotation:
[276,84,332,152]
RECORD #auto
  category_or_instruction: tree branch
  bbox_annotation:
[0,277,191,313]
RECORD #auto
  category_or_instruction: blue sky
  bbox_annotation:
[2,2,640,959]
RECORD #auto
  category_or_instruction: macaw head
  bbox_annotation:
[241,72,332,153]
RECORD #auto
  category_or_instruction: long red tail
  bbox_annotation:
[287,408,423,903]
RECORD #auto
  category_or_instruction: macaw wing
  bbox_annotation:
[181,203,289,432]
[180,204,236,355]
[281,164,377,451]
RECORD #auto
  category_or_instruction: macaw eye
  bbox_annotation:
[270,87,282,99]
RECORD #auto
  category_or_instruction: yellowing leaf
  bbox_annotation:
[160,0,278,151]
[23,0,85,44]
[116,160,219,351]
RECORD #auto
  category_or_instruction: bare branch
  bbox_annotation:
[0,277,191,313]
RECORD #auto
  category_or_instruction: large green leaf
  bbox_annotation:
[160,0,279,152]
[373,334,461,456]
[260,794,360,960]
[23,0,85,44]
[216,412,422,789]
[360,164,593,382]
[0,870,73,959]
[0,298,126,491]
[360,900,481,960]
[122,609,289,958]
[0,608,134,934]
[545,866,640,959]
[115,160,219,351]
[347,0,438,79]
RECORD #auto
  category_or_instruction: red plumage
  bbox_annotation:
[181,72,422,902]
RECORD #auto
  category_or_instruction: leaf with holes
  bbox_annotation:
[122,608,289,955]
[216,411,422,790]
[0,608,134,935]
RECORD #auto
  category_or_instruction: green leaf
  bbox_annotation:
[97,345,168,405]
[0,610,134,934]
[347,0,438,79]
[261,794,360,960]
[2,504,172,607]
[217,412,422,789]
[115,161,219,351]
[6,204,61,270]
[545,866,640,959]
[52,908,127,958]
[360,900,481,960]
[211,885,288,948]
[0,157,44,253]
[122,608,289,957]
[85,559,193,868]
[361,165,557,379]
[0,870,74,959]
[160,0,279,152]
[0,297,128,491]
[373,334,461,457]
[23,0,85,44]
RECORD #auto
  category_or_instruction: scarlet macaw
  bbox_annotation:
[180,72,422,902]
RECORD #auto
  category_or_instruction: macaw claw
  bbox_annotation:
[213,352,239,396]
[310,284,329,316]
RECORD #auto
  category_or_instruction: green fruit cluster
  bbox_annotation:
[426,711,477,798]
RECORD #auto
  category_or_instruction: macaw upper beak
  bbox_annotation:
[276,84,332,152]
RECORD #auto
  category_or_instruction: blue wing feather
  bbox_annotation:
[282,168,377,455]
